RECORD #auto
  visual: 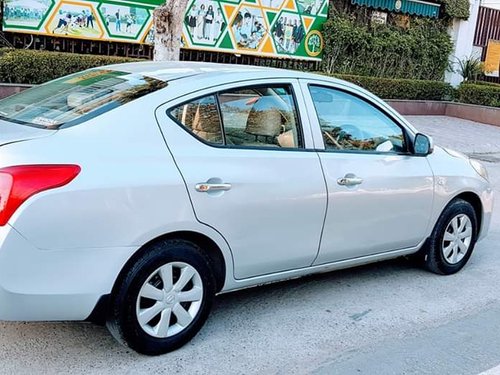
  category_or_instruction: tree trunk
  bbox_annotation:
[153,0,189,61]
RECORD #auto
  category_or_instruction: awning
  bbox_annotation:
[351,0,441,18]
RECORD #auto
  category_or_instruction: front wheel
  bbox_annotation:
[423,199,478,275]
[106,239,216,355]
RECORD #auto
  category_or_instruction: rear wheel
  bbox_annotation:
[106,239,216,355]
[422,199,478,275]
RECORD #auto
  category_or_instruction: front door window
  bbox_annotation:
[309,85,406,153]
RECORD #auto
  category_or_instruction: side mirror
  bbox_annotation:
[413,133,434,156]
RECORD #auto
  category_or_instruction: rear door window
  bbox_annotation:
[218,85,301,149]
[169,84,302,149]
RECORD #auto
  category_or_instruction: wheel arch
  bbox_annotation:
[424,190,484,250]
[87,230,228,325]
[122,231,227,294]
[452,191,483,237]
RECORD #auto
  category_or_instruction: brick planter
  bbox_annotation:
[0,83,32,98]
[386,100,500,127]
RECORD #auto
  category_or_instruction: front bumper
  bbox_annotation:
[0,225,137,321]
[478,187,494,242]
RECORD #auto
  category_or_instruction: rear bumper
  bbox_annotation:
[0,285,103,321]
[0,225,137,321]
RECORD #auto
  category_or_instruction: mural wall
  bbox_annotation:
[3,0,328,60]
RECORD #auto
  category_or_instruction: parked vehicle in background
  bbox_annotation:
[0,62,492,355]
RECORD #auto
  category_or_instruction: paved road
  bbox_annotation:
[0,116,499,375]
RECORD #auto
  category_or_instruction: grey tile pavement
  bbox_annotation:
[406,116,500,158]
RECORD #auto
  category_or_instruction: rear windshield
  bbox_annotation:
[0,70,167,129]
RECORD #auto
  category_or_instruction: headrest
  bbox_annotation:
[245,97,283,137]
[192,103,221,134]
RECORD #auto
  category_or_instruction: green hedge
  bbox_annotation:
[321,12,453,81]
[438,0,470,19]
[463,80,500,88]
[456,82,500,108]
[330,74,454,101]
[3,48,498,108]
[0,49,138,84]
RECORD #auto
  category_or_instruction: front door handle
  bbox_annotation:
[195,182,232,193]
[337,174,363,186]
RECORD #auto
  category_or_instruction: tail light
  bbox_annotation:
[0,165,81,226]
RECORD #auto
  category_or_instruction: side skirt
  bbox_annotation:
[220,243,424,294]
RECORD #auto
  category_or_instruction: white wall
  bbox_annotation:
[445,0,482,87]
[481,0,500,10]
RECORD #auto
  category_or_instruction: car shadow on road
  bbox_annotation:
[0,256,429,363]
[215,256,418,304]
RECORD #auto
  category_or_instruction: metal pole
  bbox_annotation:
[0,0,3,32]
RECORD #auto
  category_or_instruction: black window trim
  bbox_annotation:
[167,83,310,152]
[307,83,415,156]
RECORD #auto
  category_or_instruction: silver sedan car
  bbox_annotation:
[0,62,493,355]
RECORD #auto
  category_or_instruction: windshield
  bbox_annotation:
[0,70,167,129]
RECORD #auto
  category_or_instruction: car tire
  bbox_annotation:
[422,198,478,275]
[106,239,216,355]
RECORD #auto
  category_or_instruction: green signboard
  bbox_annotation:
[3,0,328,60]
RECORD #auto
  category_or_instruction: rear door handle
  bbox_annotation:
[195,183,232,193]
[337,174,363,186]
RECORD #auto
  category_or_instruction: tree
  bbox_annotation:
[153,0,189,61]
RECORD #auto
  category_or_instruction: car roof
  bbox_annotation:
[101,60,337,83]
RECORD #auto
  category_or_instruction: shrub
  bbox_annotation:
[456,56,484,82]
[465,80,500,88]
[327,74,454,100]
[0,48,138,84]
[456,83,500,108]
[438,0,470,19]
[321,11,453,81]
